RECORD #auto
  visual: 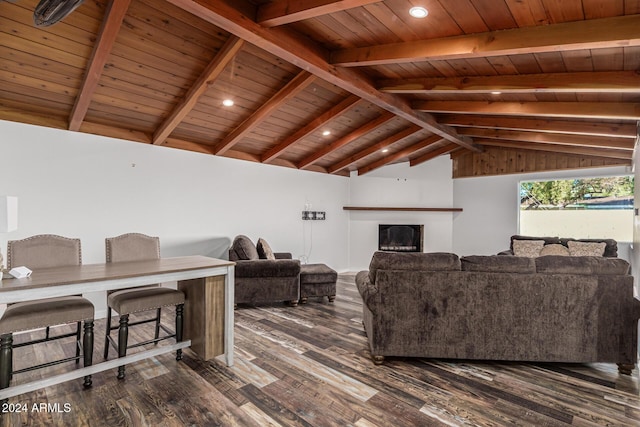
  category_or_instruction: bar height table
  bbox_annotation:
[0,255,235,400]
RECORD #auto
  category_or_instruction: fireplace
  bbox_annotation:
[378,224,424,252]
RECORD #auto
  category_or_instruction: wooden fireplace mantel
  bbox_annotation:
[343,206,462,212]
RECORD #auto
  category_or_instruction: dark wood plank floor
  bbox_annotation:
[1,274,639,426]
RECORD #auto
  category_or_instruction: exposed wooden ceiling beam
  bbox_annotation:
[357,135,443,175]
[298,111,395,169]
[69,0,132,131]
[378,71,640,94]
[167,0,481,152]
[456,128,634,151]
[153,36,244,145]
[331,14,640,67]
[414,101,640,121]
[437,114,638,139]
[261,95,361,163]
[165,137,346,175]
[328,125,422,174]
[475,139,633,160]
[410,143,460,167]
[214,70,316,155]
[257,0,382,27]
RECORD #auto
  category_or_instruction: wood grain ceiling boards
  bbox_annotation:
[0,0,638,177]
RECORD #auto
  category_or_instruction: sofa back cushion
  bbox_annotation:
[535,255,630,275]
[229,235,259,261]
[369,251,460,283]
[461,255,536,273]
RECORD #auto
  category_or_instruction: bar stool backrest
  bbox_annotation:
[105,233,160,263]
[7,234,81,269]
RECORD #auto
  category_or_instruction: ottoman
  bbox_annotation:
[299,264,337,303]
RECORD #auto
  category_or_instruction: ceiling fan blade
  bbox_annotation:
[33,0,84,27]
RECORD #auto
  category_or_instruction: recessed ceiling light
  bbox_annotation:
[322,130,331,136]
[490,91,502,95]
[409,7,428,18]
[222,99,234,107]
[382,148,389,153]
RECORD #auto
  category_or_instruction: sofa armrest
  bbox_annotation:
[235,259,301,278]
[356,270,378,311]
[274,252,292,259]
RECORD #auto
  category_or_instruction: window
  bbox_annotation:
[519,176,634,242]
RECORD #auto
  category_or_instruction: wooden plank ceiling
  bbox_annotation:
[1,0,639,178]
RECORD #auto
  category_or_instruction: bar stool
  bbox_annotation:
[103,233,185,379]
[0,235,94,398]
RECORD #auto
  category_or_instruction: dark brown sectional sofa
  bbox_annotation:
[356,251,640,373]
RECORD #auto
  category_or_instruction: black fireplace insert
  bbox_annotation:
[378,224,424,252]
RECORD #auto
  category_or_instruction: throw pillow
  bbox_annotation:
[232,235,259,260]
[539,244,570,257]
[567,240,606,257]
[512,239,544,257]
[257,238,275,260]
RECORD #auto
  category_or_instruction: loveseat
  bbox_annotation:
[229,235,300,306]
[356,251,640,373]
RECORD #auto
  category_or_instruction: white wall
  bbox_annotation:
[347,158,456,270]
[453,165,633,259]
[0,120,350,316]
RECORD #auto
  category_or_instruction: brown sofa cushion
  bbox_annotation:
[229,235,259,261]
[535,255,630,275]
[461,255,536,273]
[368,251,460,283]
[235,259,301,278]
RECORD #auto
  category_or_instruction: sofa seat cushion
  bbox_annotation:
[461,255,536,273]
[230,235,259,261]
[535,255,630,275]
[369,251,460,283]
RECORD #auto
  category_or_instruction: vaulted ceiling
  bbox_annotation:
[1,0,639,177]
